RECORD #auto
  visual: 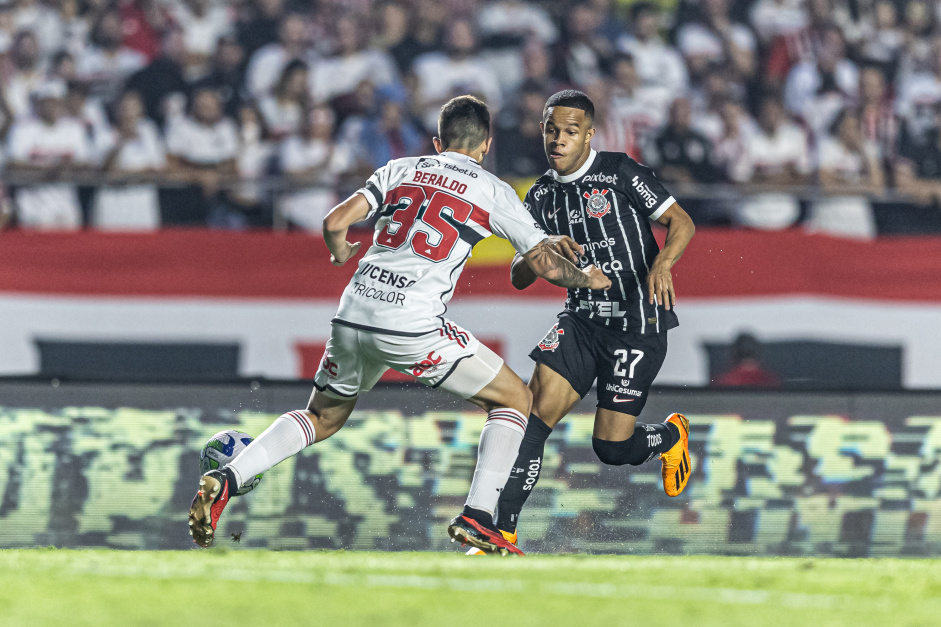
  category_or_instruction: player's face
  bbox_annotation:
[541,106,594,175]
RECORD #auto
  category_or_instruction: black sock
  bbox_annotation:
[495,414,552,533]
[592,422,679,466]
[461,505,495,529]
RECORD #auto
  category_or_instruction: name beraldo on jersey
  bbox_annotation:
[332,152,547,336]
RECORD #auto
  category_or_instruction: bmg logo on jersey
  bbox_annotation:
[631,175,658,209]
[583,188,611,218]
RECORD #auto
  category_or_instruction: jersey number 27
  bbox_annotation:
[377,184,475,262]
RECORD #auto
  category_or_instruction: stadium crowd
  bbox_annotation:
[2,0,941,235]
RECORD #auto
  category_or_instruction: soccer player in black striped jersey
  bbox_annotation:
[487,90,696,549]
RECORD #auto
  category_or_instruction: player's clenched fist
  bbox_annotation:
[584,264,612,291]
[331,241,361,266]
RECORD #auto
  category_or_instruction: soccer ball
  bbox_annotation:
[198,429,263,495]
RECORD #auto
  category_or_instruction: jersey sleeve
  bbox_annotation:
[355,160,396,219]
[619,156,676,220]
[488,183,548,255]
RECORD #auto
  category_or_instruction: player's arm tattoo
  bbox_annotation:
[523,239,593,289]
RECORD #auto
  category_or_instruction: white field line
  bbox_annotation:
[48,560,910,612]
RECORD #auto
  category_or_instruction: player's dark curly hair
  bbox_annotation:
[543,90,594,121]
[438,95,491,151]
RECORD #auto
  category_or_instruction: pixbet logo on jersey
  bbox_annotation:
[583,188,611,218]
[538,324,564,351]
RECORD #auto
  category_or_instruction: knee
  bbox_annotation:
[591,437,632,466]
[483,383,532,416]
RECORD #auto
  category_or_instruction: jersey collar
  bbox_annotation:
[440,151,482,167]
[549,149,597,184]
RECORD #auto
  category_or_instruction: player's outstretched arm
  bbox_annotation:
[323,193,371,266]
[512,235,584,290]
[648,203,695,311]
[523,239,611,291]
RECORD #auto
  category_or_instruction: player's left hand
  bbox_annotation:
[331,241,361,266]
[647,259,675,310]
[546,235,583,263]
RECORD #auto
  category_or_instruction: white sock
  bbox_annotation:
[465,408,528,516]
[228,410,315,487]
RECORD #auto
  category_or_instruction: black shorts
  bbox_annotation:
[529,312,668,414]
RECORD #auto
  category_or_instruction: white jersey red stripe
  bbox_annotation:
[333,152,547,336]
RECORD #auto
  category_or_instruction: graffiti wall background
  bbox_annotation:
[1,383,939,556]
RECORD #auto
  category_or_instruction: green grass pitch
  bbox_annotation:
[3,549,939,626]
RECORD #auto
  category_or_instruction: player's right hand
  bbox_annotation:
[331,241,362,266]
[584,264,612,291]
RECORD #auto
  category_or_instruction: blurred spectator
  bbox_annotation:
[477,0,558,46]
[712,333,781,388]
[784,24,858,134]
[894,103,941,208]
[93,90,166,230]
[63,80,110,163]
[807,107,882,238]
[245,12,309,99]
[259,59,309,139]
[732,96,810,184]
[237,0,287,59]
[170,0,234,77]
[861,0,906,69]
[676,0,757,83]
[11,0,62,60]
[58,0,88,59]
[609,52,668,149]
[518,40,565,96]
[379,2,434,75]
[413,20,501,131]
[77,9,147,101]
[228,103,275,227]
[338,86,422,171]
[645,97,717,183]
[311,15,399,106]
[585,78,639,159]
[554,2,610,88]
[897,34,941,126]
[749,0,808,44]
[858,65,899,168]
[189,35,246,120]
[119,0,173,62]
[278,105,346,231]
[0,4,14,56]
[713,98,758,181]
[164,87,238,225]
[494,80,548,178]
[897,0,937,80]
[410,0,447,58]
[731,95,810,229]
[617,2,688,102]
[3,30,44,117]
[125,28,188,128]
[5,80,91,229]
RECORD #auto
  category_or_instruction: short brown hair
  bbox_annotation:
[437,95,490,151]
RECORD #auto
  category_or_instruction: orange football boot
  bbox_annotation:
[660,413,692,497]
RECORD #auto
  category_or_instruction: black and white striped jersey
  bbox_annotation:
[523,149,680,334]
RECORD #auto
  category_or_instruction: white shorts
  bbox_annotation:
[313,319,504,400]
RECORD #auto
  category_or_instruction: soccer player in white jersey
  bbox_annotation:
[188,95,611,555]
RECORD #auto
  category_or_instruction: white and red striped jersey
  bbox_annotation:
[333,151,547,336]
